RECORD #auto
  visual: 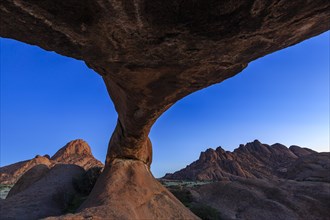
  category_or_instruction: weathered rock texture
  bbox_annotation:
[285,152,330,182]
[185,178,330,220]
[6,164,50,198]
[0,155,52,185]
[163,140,330,182]
[50,139,103,170]
[0,139,103,185]
[1,0,329,219]
[0,164,85,220]
[46,159,199,220]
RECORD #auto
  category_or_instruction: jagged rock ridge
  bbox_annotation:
[0,139,103,185]
[163,140,329,182]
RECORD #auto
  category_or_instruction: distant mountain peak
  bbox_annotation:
[0,139,103,185]
[163,140,321,181]
[51,139,93,161]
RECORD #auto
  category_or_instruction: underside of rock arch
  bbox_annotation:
[1,0,329,219]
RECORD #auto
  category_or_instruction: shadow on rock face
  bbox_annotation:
[45,159,200,220]
[6,164,50,198]
[0,164,85,220]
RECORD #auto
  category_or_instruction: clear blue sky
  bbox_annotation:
[1,31,329,177]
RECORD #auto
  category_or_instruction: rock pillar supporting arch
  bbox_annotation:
[1,0,329,219]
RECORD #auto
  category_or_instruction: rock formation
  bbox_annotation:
[47,159,198,220]
[289,145,317,157]
[285,152,330,182]
[0,139,103,185]
[50,139,103,170]
[0,164,85,220]
[183,178,330,220]
[6,164,50,198]
[162,143,329,219]
[1,0,329,218]
[163,140,329,181]
[0,155,52,185]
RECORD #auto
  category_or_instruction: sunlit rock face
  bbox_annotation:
[0,139,103,185]
[50,139,103,170]
[1,0,329,219]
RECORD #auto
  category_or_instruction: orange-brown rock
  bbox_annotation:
[51,139,103,170]
[0,155,52,185]
[0,139,103,185]
[1,0,329,218]
[46,159,199,220]
[163,140,321,181]
[1,1,329,165]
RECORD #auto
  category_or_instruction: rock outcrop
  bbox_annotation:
[285,152,330,182]
[50,139,103,171]
[163,140,325,181]
[1,0,329,218]
[0,155,52,185]
[289,145,317,157]
[6,164,50,198]
[0,139,103,185]
[184,178,330,220]
[46,159,199,220]
[0,164,85,220]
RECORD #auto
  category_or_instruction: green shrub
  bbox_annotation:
[52,167,102,214]
[190,204,222,220]
[73,167,102,196]
[63,194,88,213]
[169,187,222,220]
[52,187,75,212]
[170,188,194,206]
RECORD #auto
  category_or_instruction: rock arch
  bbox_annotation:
[1,0,329,219]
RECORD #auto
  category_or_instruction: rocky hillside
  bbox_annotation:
[0,139,103,185]
[164,178,330,220]
[163,140,329,182]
